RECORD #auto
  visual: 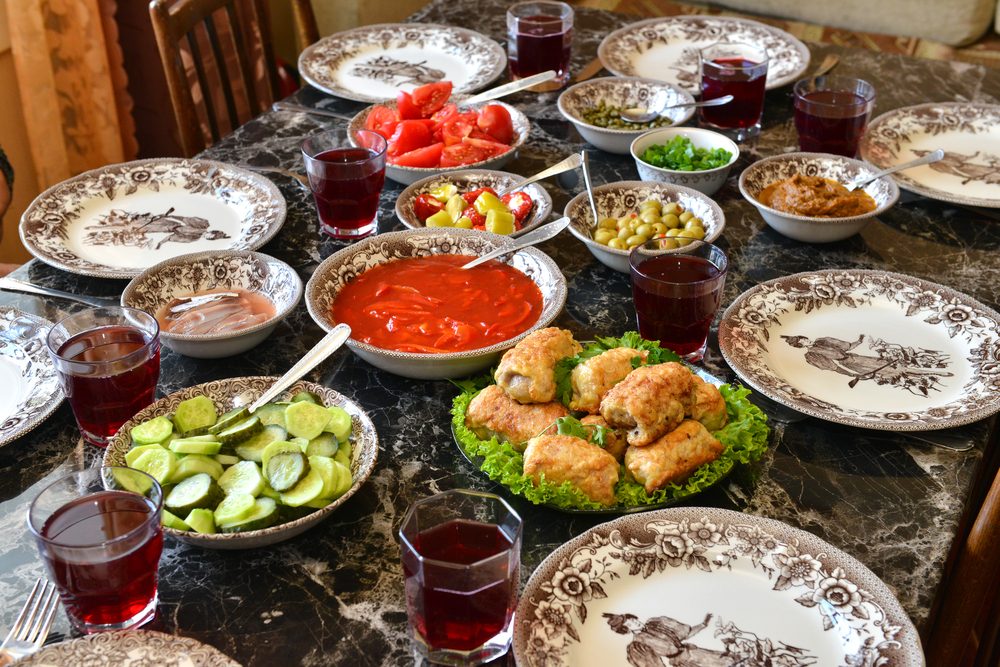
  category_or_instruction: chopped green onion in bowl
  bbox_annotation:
[640,135,734,171]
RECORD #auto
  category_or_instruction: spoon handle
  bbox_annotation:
[580,150,601,225]
[271,102,353,121]
[685,94,734,109]
[461,71,557,106]
[848,149,944,190]
[460,218,571,270]
[249,323,352,412]
[0,277,115,308]
[497,153,583,197]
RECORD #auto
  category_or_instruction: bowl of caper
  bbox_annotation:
[557,77,695,154]
[564,181,726,273]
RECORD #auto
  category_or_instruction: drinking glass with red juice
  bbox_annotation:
[46,307,160,447]
[302,128,387,239]
[399,489,522,666]
[629,239,728,362]
[506,1,573,91]
[28,467,164,633]
[699,43,768,141]
[794,76,876,157]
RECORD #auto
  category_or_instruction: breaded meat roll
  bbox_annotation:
[465,385,569,451]
[624,420,725,493]
[495,327,581,404]
[569,347,647,414]
[580,414,628,462]
[523,434,619,506]
[600,362,694,447]
[689,375,728,432]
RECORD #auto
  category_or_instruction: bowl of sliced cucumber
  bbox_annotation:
[103,377,378,549]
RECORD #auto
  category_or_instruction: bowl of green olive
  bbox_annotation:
[564,181,725,273]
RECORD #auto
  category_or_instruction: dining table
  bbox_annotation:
[2,0,999,664]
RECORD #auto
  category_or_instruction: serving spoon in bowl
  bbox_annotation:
[845,149,944,191]
[460,217,571,270]
[496,153,583,197]
[619,93,734,124]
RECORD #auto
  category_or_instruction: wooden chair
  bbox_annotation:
[149,0,280,156]
[291,0,320,50]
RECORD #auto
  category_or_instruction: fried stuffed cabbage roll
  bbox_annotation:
[689,375,728,432]
[569,347,647,414]
[600,362,694,447]
[580,414,628,462]
[522,434,619,506]
[624,420,725,493]
[495,327,581,404]
[465,385,569,451]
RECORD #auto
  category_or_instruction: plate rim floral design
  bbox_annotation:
[19,158,286,279]
[0,307,62,447]
[859,102,1000,208]
[597,16,810,93]
[19,629,241,666]
[298,22,506,102]
[718,269,1000,431]
[513,507,923,667]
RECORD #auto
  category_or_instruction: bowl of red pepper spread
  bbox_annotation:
[305,228,567,379]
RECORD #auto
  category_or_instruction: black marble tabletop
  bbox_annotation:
[2,0,998,664]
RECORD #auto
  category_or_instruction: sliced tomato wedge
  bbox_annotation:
[387,120,433,158]
[462,136,511,159]
[477,104,515,144]
[413,192,446,219]
[396,91,422,120]
[411,81,453,117]
[441,112,479,146]
[392,142,444,168]
[441,142,497,167]
[365,105,399,140]
[502,192,534,222]
[429,102,459,126]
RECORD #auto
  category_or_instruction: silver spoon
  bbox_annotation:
[580,150,601,226]
[845,149,944,191]
[496,154,583,197]
[0,277,116,308]
[620,93,734,124]
[460,71,557,106]
[271,101,354,121]
[460,218,571,270]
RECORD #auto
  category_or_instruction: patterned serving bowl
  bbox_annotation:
[394,169,553,237]
[121,250,302,358]
[305,228,567,379]
[557,77,695,155]
[738,152,900,243]
[630,126,739,196]
[564,181,726,274]
[348,100,530,185]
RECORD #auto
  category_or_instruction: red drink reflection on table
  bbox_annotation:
[794,77,876,157]
[46,307,160,447]
[699,43,768,141]
[302,128,387,239]
[630,239,728,362]
[28,467,164,633]
[507,1,573,91]
[400,489,522,666]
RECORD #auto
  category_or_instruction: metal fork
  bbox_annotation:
[0,579,60,661]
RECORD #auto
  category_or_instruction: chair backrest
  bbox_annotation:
[149,0,279,156]
[291,0,320,50]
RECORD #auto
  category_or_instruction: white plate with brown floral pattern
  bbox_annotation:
[20,630,240,666]
[0,307,62,447]
[718,270,1000,431]
[860,103,1000,207]
[598,16,810,94]
[19,159,286,279]
[298,23,505,102]
[514,507,923,667]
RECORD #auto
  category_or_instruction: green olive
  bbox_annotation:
[617,226,632,240]
[666,228,682,237]
[662,214,681,228]
[658,238,680,250]
[626,234,649,247]
[598,217,618,230]
[639,199,661,211]
[684,216,703,229]
[651,222,668,235]
[635,223,653,237]
[681,226,706,240]
[607,237,627,249]
[594,229,616,244]
[679,210,694,223]
[663,202,682,215]
[639,210,660,224]
[676,237,693,247]
[617,215,631,228]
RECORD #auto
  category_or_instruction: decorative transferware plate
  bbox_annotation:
[0,307,61,447]
[19,159,286,279]
[104,378,378,549]
[718,270,1000,430]
[20,630,240,666]
[860,103,1000,207]
[598,17,810,94]
[298,23,506,102]
[513,507,922,667]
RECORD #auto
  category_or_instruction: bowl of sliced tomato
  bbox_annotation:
[395,170,553,238]
[350,80,530,185]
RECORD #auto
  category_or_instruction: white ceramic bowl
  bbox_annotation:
[305,228,566,379]
[349,100,530,185]
[395,169,553,238]
[630,127,740,196]
[121,250,302,359]
[564,181,726,274]
[556,77,695,155]
[738,152,901,243]
[103,378,379,550]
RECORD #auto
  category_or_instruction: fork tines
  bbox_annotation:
[1,578,60,652]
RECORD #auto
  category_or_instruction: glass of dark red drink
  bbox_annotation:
[399,489,522,666]
[699,43,769,141]
[27,466,164,633]
[794,76,876,157]
[302,128,388,239]
[506,1,573,91]
[46,307,160,447]
[629,239,729,362]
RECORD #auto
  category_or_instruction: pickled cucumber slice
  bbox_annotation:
[213,492,256,526]
[113,467,155,495]
[162,510,191,531]
[218,497,278,533]
[173,396,218,434]
[323,406,352,443]
[278,468,325,507]
[285,401,331,440]
[218,460,265,497]
[254,403,287,428]
[169,437,222,456]
[334,441,352,468]
[261,440,307,469]
[131,447,177,485]
[290,391,321,404]
[126,444,168,468]
[234,424,287,462]
[171,454,224,482]
[184,508,215,534]
[306,432,338,458]
[215,454,240,466]
[216,416,263,446]
[308,456,337,498]
[302,497,334,509]
[131,416,173,445]
[266,452,310,492]
[208,407,250,435]
[330,459,353,498]
[165,473,223,515]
